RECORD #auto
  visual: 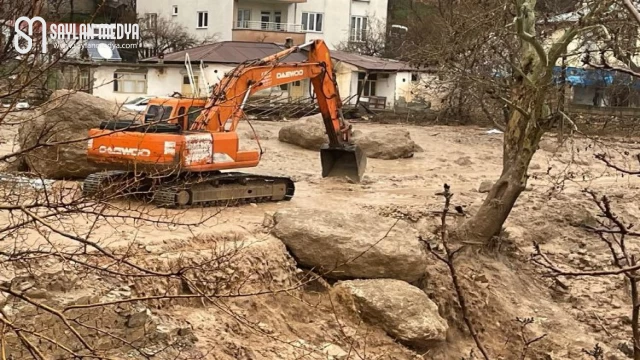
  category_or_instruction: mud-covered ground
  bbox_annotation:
[1,118,640,359]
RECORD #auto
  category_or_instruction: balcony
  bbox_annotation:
[232,21,306,45]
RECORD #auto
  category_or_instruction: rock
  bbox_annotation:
[454,156,473,166]
[530,163,542,170]
[319,343,348,359]
[262,212,275,227]
[131,229,298,305]
[539,139,567,153]
[126,309,150,328]
[352,130,421,160]
[617,341,633,358]
[566,208,599,228]
[242,129,274,141]
[478,180,494,193]
[272,208,428,282]
[17,90,136,179]
[24,288,48,299]
[178,327,193,336]
[73,295,100,305]
[278,114,327,150]
[332,279,448,347]
[278,114,421,159]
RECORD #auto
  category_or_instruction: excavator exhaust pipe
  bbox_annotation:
[320,144,367,183]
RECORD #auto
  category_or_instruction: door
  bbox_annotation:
[261,11,271,30]
[237,9,250,28]
[274,11,282,30]
[182,75,199,97]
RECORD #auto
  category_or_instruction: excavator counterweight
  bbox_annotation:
[83,39,367,207]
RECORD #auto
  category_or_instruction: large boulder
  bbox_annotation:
[278,114,421,159]
[130,228,299,306]
[332,279,448,348]
[352,130,422,160]
[17,90,136,179]
[271,208,429,282]
[278,114,327,150]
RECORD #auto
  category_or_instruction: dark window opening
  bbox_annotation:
[187,106,204,128]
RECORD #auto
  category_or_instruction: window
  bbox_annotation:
[261,11,271,29]
[350,16,368,42]
[411,73,419,82]
[178,106,186,128]
[197,11,208,28]
[237,9,251,28]
[302,12,323,32]
[172,5,178,16]
[124,97,145,105]
[145,105,173,123]
[187,106,203,128]
[79,70,90,89]
[113,72,147,94]
[144,13,158,29]
[357,73,377,97]
[274,11,282,30]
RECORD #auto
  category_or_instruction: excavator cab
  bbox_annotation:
[320,144,367,183]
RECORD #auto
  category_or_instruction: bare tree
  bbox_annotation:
[399,0,619,246]
[137,15,219,59]
[335,16,388,57]
[533,189,640,359]
[421,184,547,359]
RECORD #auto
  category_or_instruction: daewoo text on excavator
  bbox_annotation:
[82,40,367,207]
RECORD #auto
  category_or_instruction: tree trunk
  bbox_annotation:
[454,96,542,244]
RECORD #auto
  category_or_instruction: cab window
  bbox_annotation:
[144,105,173,123]
[187,106,204,129]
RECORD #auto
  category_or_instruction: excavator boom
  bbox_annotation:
[83,39,366,207]
[189,39,366,182]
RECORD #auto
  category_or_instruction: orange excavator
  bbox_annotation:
[82,39,367,207]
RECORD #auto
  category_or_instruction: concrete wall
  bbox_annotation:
[296,0,387,49]
[91,63,235,103]
[137,0,388,49]
[544,25,640,68]
[333,61,356,101]
[91,63,292,104]
[136,0,234,41]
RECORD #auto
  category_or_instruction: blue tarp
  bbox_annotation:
[552,66,640,88]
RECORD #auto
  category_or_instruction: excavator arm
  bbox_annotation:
[191,39,366,182]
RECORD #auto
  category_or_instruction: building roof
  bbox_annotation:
[141,41,308,64]
[543,2,640,24]
[330,50,429,72]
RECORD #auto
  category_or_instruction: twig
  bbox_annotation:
[421,184,491,360]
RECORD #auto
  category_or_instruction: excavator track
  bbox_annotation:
[82,170,133,198]
[151,172,295,208]
[82,171,295,209]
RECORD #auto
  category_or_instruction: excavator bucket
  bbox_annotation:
[320,144,367,183]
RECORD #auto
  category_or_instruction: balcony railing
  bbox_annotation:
[235,21,303,33]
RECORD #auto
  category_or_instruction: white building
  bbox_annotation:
[136,0,388,50]
[329,50,437,110]
[86,41,309,104]
[81,41,437,110]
